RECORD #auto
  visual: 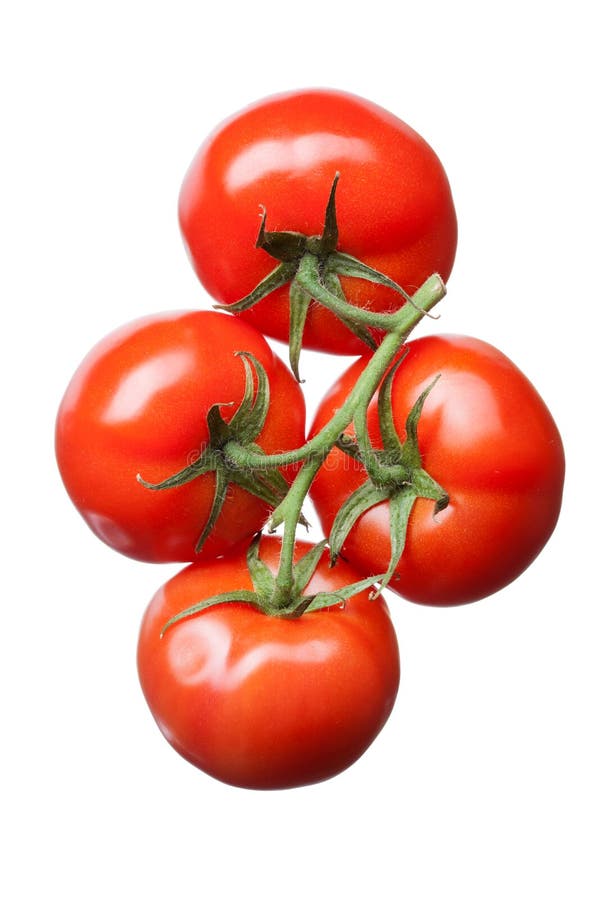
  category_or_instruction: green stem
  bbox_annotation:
[265,273,446,608]
[269,455,323,607]
[224,274,446,473]
[296,254,420,330]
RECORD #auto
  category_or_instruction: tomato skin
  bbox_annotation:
[310,335,565,606]
[179,89,457,354]
[137,537,400,790]
[55,311,305,563]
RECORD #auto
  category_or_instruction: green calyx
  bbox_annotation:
[137,352,301,553]
[216,174,413,380]
[160,535,384,635]
[330,352,449,594]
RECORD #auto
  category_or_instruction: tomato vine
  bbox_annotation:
[56,88,565,790]
[221,271,447,611]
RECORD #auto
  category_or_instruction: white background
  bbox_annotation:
[2,2,598,897]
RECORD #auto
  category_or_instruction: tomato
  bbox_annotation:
[137,536,400,790]
[55,311,305,563]
[309,335,565,606]
[179,89,457,354]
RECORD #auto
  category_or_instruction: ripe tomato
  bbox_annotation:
[55,311,305,563]
[310,335,565,606]
[137,537,400,790]
[179,89,457,354]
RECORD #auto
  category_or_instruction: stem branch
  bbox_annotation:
[224,274,446,472]
[265,273,446,606]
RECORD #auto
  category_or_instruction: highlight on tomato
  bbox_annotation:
[178,88,457,356]
[137,537,401,790]
[309,334,565,606]
[55,310,305,563]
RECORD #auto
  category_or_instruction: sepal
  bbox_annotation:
[329,481,389,565]
[295,572,387,616]
[327,352,448,590]
[160,590,260,637]
[138,353,294,555]
[217,261,297,313]
[291,539,328,594]
[218,175,416,378]
[159,536,384,633]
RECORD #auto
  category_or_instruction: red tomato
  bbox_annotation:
[309,335,565,606]
[137,537,400,790]
[179,89,457,354]
[55,311,305,563]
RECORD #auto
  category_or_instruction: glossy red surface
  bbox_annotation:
[310,335,565,605]
[137,538,400,789]
[179,89,457,354]
[56,311,305,562]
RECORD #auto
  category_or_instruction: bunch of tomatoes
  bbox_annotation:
[56,90,565,790]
